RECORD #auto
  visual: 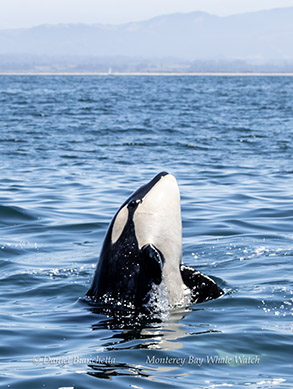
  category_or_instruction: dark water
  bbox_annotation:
[0,75,292,388]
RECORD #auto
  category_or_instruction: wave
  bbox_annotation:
[0,205,37,224]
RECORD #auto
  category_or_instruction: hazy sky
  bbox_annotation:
[1,0,293,29]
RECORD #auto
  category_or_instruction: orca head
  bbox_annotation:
[112,171,182,261]
[87,172,183,309]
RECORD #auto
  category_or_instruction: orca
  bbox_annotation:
[87,172,223,311]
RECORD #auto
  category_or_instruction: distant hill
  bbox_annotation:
[1,8,293,73]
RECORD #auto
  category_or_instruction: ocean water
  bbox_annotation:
[0,75,292,389]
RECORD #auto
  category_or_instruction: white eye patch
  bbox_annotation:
[111,205,129,244]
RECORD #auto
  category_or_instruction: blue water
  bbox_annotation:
[0,75,293,388]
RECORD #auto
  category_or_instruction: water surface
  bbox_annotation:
[0,75,292,388]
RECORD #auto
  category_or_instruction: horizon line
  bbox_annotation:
[1,72,293,77]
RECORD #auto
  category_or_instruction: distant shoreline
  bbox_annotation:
[1,72,293,76]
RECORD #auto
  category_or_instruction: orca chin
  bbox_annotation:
[87,172,223,313]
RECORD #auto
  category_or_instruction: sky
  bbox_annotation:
[1,0,293,29]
